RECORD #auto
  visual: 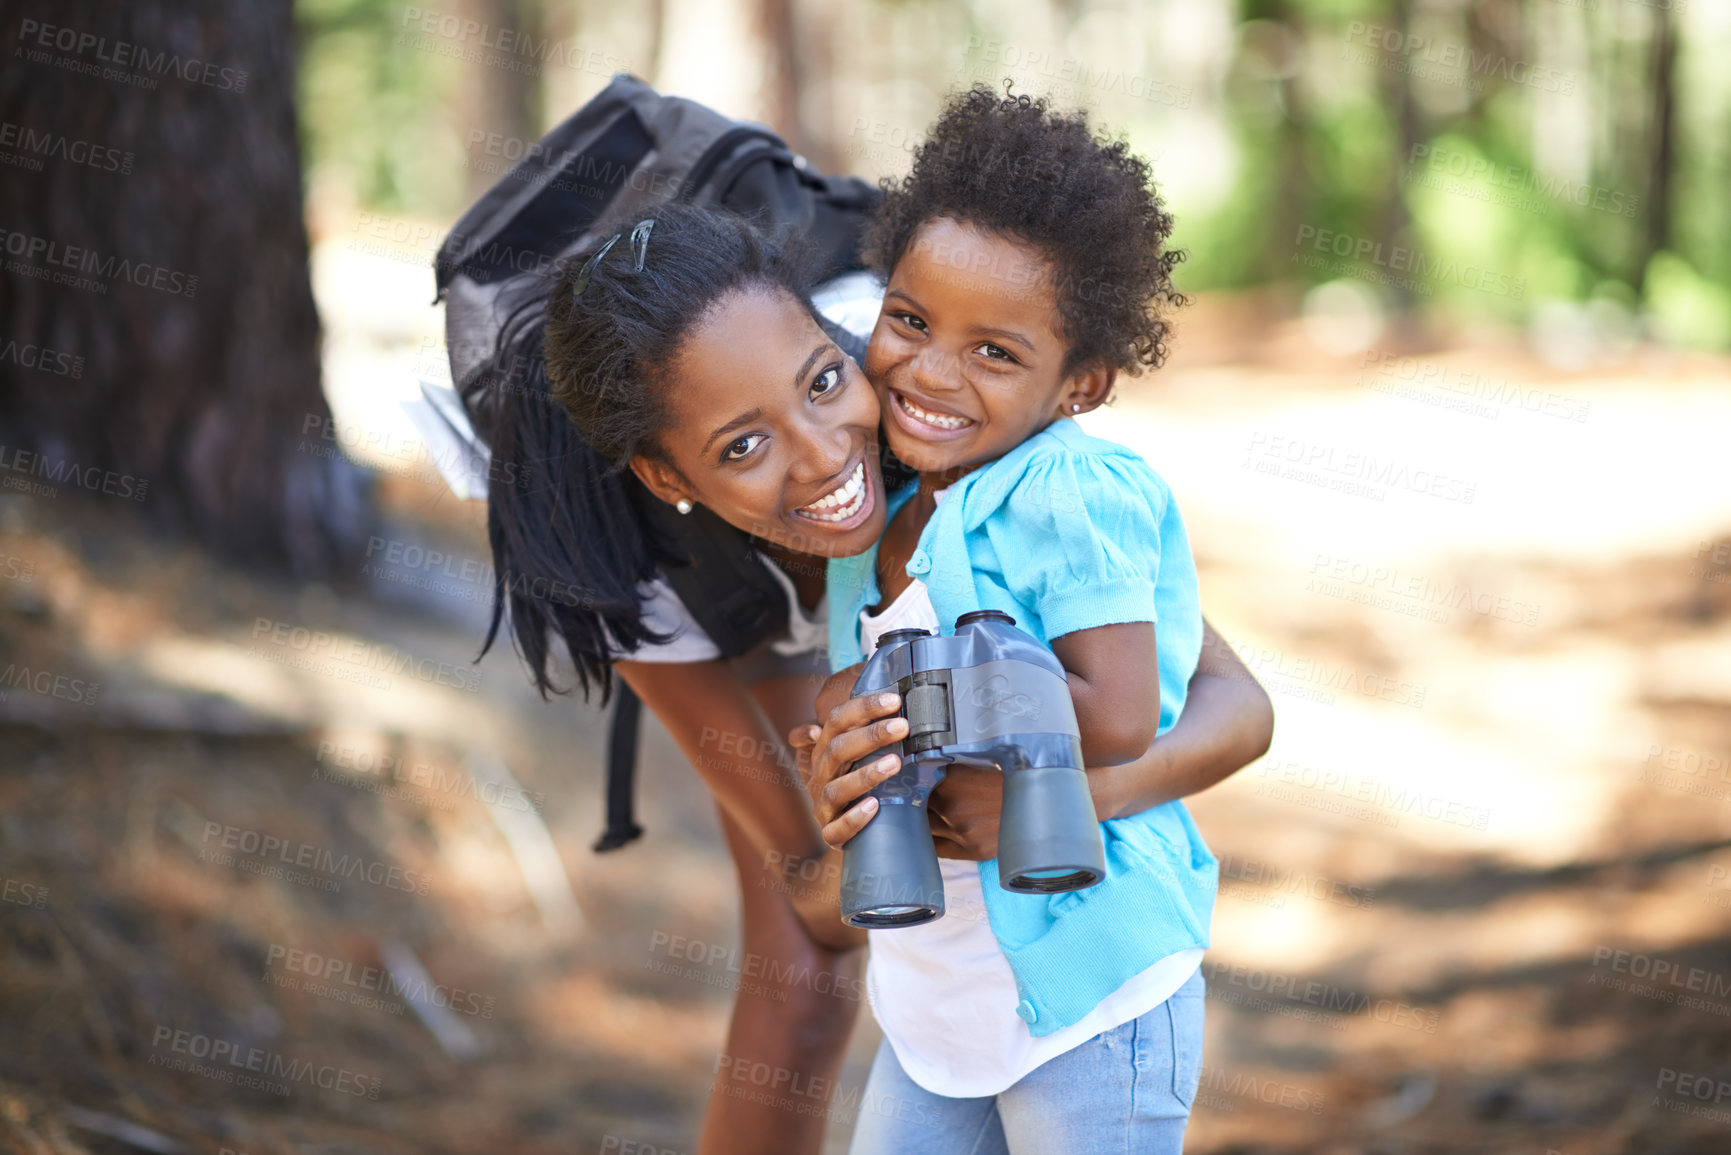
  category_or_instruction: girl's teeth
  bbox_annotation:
[901,394,970,430]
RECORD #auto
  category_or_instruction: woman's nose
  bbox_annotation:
[788,419,851,483]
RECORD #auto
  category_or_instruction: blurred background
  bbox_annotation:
[1,0,1729,1152]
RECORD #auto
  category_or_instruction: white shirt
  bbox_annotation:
[612,551,826,663]
[858,552,1203,1098]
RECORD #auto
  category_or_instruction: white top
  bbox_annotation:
[611,552,826,663]
[858,553,1203,1097]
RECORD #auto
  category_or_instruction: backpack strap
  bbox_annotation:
[595,682,646,852]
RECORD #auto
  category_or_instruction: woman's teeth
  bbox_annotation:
[898,393,972,431]
[797,462,866,522]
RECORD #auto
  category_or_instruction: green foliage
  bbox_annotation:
[297,0,466,218]
[1645,251,1731,351]
[289,0,1729,346]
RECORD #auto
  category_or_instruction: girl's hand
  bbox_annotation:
[789,690,908,850]
[790,712,1011,860]
[927,765,1005,860]
[812,663,864,727]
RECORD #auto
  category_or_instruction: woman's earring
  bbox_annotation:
[675,499,693,515]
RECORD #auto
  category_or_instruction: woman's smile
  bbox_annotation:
[792,458,873,525]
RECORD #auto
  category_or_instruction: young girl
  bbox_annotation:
[804,87,1226,1152]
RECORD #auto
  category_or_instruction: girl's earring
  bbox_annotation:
[675,499,693,515]
[1071,403,1082,413]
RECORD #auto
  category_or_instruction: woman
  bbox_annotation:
[471,202,1272,1154]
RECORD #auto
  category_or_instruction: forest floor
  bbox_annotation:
[1,282,1730,1155]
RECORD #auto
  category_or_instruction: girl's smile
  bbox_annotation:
[887,388,977,440]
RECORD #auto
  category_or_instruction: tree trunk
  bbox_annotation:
[1257,0,1309,289]
[753,0,839,172]
[1641,4,1677,289]
[755,0,802,151]
[0,0,368,577]
[459,0,536,203]
[1379,0,1420,321]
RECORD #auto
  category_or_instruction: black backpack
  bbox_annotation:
[433,73,881,852]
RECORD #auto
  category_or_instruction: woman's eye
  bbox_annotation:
[810,365,842,398]
[977,342,1015,362]
[722,433,765,462]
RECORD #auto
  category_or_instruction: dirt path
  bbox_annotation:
[1,283,1727,1153]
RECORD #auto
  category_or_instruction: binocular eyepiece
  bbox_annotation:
[838,610,1108,929]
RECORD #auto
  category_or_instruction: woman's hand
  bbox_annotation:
[811,664,864,728]
[789,688,908,850]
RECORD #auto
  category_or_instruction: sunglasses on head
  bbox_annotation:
[571,218,656,299]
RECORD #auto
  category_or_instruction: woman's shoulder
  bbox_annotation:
[610,571,724,663]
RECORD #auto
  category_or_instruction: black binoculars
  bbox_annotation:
[838,609,1108,928]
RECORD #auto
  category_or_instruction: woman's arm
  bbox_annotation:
[615,658,864,951]
[1086,618,1274,820]
[1049,621,1159,765]
[616,661,866,1154]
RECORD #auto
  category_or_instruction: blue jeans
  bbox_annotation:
[848,967,1205,1155]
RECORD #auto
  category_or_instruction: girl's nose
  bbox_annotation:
[910,344,964,394]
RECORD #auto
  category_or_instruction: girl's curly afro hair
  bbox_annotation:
[863,84,1186,377]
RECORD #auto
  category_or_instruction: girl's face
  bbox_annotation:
[864,217,1111,480]
[632,285,888,559]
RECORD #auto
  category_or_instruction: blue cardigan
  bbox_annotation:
[827,418,1219,1036]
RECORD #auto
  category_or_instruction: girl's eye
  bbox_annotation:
[893,312,927,332]
[722,433,766,463]
[810,364,842,398]
[977,342,1016,362]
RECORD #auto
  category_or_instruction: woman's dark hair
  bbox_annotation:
[543,201,821,467]
[464,202,824,702]
[863,84,1186,377]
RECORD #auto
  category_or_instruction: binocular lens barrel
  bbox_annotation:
[997,764,1106,894]
[839,798,945,927]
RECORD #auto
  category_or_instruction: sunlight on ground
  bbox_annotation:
[312,233,449,479]
[287,233,1731,1151]
[1093,354,1731,876]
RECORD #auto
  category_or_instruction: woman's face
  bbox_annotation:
[631,284,889,560]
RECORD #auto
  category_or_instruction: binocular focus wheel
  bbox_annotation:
[1003,867,1103,893]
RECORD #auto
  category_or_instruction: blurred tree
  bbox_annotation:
[0,0,369,575]
[1379,1,1419,318]
[1243,3,1309,287]
[1641,3,1676,291]
[460,0,537,201]
[755,0,835,171]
